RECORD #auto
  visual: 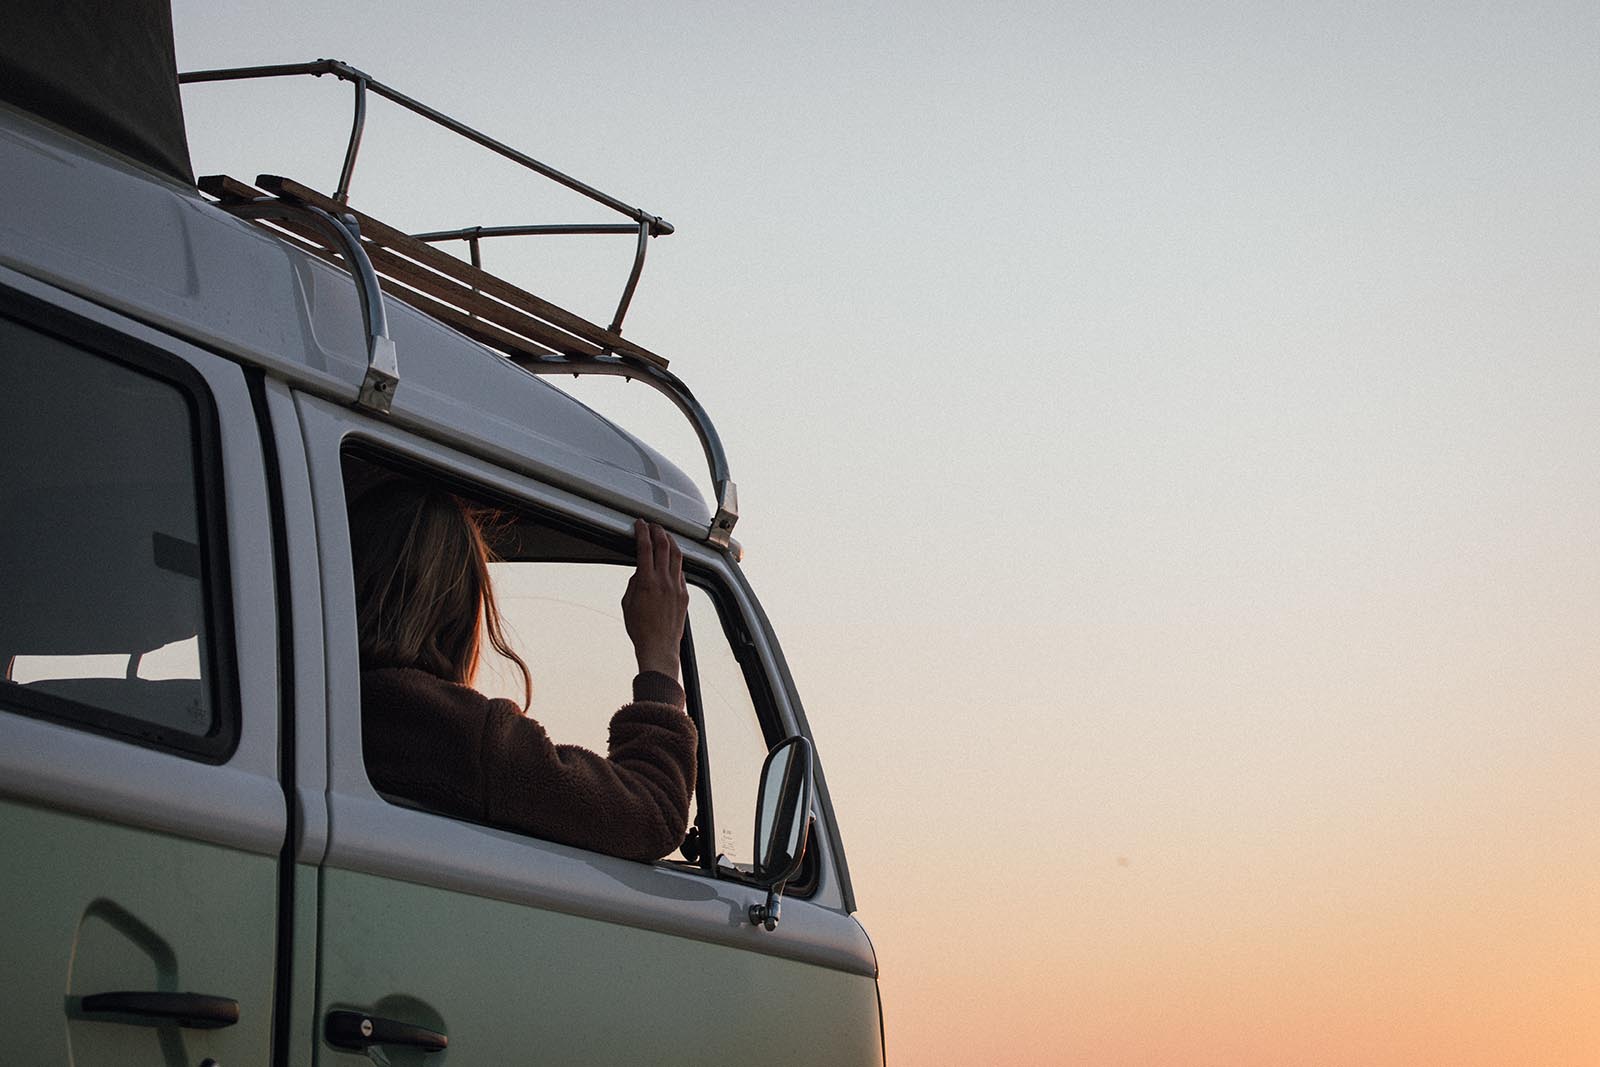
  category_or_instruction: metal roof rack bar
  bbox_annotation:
[512,355,739,548]
[179,58,672,334]
[179,59,672,230]
[412,226,644,240]
[410,221,652,336]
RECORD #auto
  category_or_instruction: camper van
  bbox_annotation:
[0,4,881,1063]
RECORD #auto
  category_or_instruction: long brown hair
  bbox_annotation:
[350,478,532,709]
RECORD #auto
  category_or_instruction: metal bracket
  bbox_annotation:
[749,889,783,932]
[710,479,739,548]
[511,354,739,545]
[226,198,399,413]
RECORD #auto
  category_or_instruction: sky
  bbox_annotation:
[174,3,1599,1063]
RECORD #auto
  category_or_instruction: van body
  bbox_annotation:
[0,9,881,1063]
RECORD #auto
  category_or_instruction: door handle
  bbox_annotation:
[79,991,240,1029]
[326,1009,448,1053]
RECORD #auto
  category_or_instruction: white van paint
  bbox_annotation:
[0,81,880,1064]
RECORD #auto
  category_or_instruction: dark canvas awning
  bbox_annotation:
[0,0,194,184]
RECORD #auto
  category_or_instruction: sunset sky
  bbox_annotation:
[175,3,1598,1062]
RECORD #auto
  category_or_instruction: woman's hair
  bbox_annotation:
[349,478,532,709]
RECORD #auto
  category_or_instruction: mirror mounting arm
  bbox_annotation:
[749,887,784,932]
[747,735,814,935]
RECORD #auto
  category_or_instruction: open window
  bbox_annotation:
[343,450,797,879]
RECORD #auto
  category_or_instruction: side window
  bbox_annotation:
[476,556,702,854]
[0,312,233,758]
[482,567,775,868]
[686,587,772,866]
[345,453,776,871]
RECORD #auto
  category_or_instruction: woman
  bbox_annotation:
[349,479,698,863]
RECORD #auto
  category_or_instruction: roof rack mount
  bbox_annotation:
[197,172,737,547]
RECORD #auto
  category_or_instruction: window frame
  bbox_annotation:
[341,443,791,879]
[306,400,870,978]
[679,578,776,873]
[681,580,823,897]
[0,288,240,763]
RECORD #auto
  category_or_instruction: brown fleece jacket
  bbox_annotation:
[361,667,698,863]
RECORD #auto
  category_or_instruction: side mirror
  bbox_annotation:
[747,735,813,932]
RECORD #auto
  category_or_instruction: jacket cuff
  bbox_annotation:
[633,671,685,708]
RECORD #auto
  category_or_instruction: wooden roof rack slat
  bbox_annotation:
[198,174,264,203]
[387,288,560,364]
[354,237,605,358]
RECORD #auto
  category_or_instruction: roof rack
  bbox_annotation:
[184,63,737,547]
[178,58,670,335]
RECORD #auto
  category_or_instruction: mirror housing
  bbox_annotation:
[747,736,814,931]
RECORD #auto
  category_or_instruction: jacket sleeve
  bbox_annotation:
[480,671,699,862]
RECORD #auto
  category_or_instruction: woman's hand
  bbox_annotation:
[621,520,689,679]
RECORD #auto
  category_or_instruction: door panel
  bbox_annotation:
[317,867,882,1064]
[2,801,278,1064]
[0,285,284,1065]
[299,399,880,1064]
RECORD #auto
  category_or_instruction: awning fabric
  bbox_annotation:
[0,0,194,184]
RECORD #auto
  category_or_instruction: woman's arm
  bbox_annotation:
[481,672,698,862]
[363,665,698,862]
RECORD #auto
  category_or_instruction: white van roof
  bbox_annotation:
[0,105,712,530]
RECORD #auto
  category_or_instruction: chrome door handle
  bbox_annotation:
[326,1009,448,1053]
[79,991,240,1029]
